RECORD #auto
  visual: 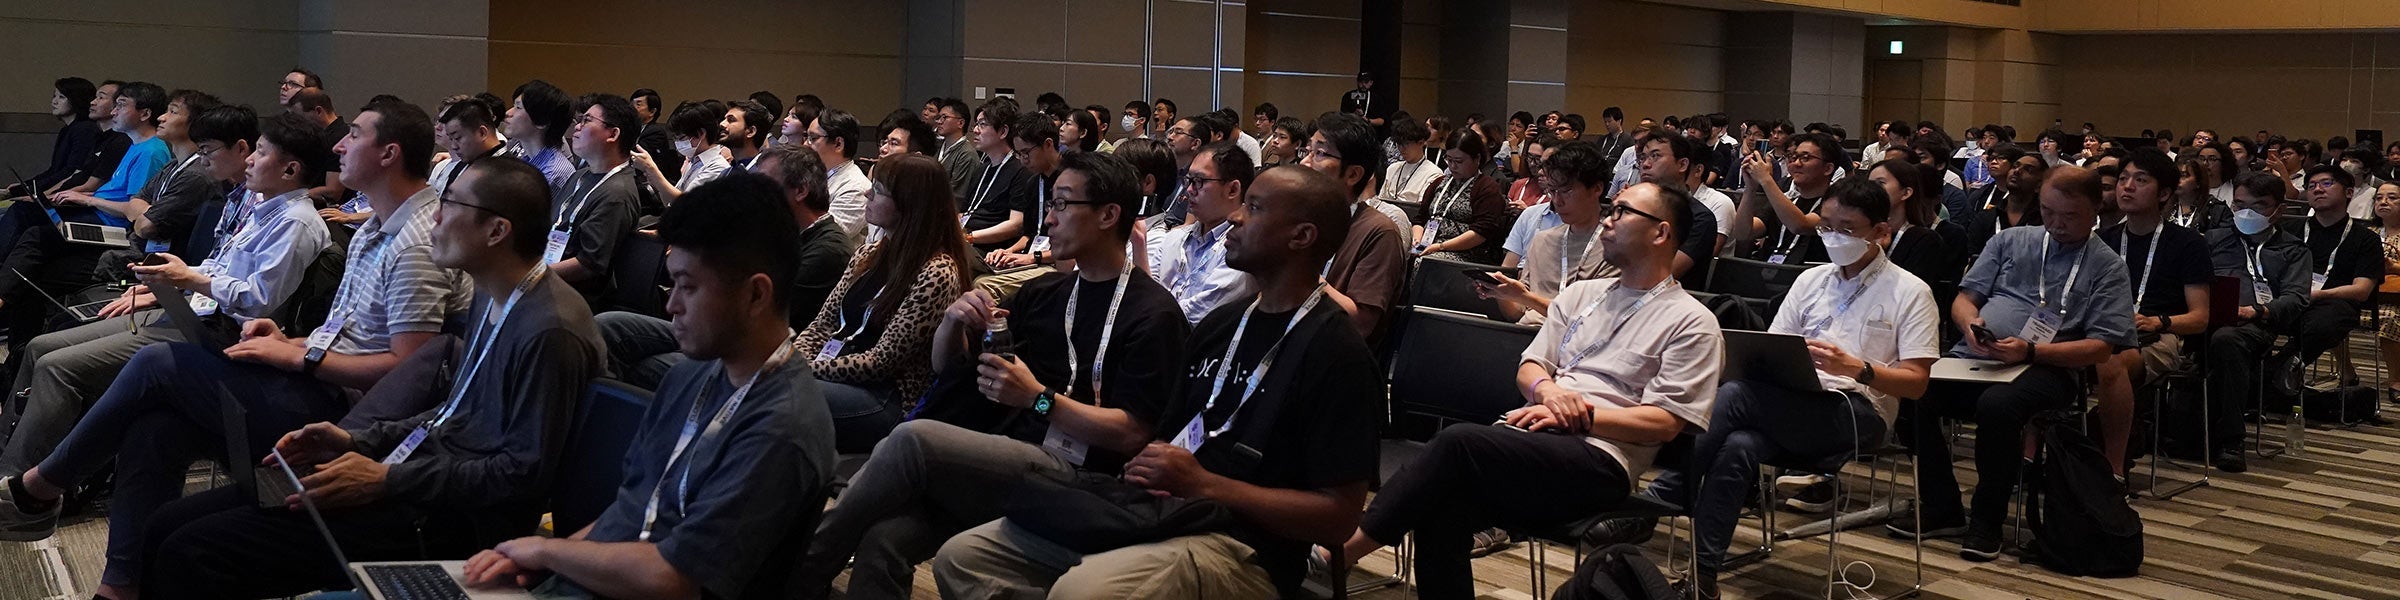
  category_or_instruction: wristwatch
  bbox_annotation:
[2158,314,2173,331]
[1032,390,1055,416]
[301,349,325,375]
[1855,363,1876,385]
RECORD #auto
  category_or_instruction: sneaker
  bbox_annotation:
[1783,480,1839,513]
[1467,527,1515,557]
[1587,515,1657,546]
[2212,449,2248,474]
[1772,472,1827,493]
[1957,527,2004,562]
[1670,576,1722,600]
[1883,505,1967,540]
[0,476,60,542]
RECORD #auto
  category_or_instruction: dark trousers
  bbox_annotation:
[1910,365,2078,534]
[1644,381,1885,575]
[33,342,348,587]
[2207,323,2277,450]
[141,487,473,599]
[2286,300,2357,364]
[1359,423,1631,600]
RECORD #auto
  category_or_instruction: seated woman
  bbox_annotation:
[795,154,971,453]
[1411,128,1510,265]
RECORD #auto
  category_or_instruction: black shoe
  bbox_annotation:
[2213,449,2248,474]
[1957,527,2003,562]
[1783,480,1838,513]
[1670,576,1722,600]
[1884,505,1967,540]
[1587,515,1657,546]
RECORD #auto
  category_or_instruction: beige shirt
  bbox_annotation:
[1522,277,1723,476]
[1517,223,1616,325]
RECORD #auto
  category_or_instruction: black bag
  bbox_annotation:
[1699,290,1766,331]
[998,471,1234,554]
[1548,543,1676,600]
[2025,415,2143,577]
[2296,385,2380,424]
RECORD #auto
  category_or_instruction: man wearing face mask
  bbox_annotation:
[2201,172,2314,473]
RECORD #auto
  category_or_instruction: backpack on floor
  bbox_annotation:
[2025,415,2144,577]
[1548,543,1675,600]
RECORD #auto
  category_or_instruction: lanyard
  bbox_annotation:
[1431,176,1472,222]
[1890,225,1908,249]
[160,153,202,190]
[2303,220,2352,276]
[1773,194,1821,255]
[426,265,547,429]
[2120,228,2162,308]
[1395,160,1428,198]
[966,153,1015,216]
[2037,232,2088,315]
[835,286,887,343]
[1804,261,1881,338]
[327,218,403,326]
[640,331,799,541]
[1557,279,1674,368]
[1063,267,1134,400]
[2243,240,2270,299]
[1197,285,1325,441]
[555,162,629,229]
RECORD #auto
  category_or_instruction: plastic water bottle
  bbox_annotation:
[983,318,1016,360]
[2287,402,2307,455]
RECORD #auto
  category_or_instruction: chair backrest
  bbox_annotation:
[608,231,670,318]
[553,379,652,536]
[1407,256,1510,320]
[2208,274,2239,329]
[1704,255,1815,300]
[274,245,348,337]
[1387,306,1540,424]
[183,197,226,261]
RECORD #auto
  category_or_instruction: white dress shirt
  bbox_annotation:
[1768,255,1941,428]
[1146,220,1254,324]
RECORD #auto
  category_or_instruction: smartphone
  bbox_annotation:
[139,253,168,267]
[1970,324,1997,347]
[1464,270,1507,285]
[1754,140,1772,155]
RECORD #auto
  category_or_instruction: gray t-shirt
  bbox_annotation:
[552,166,641,304]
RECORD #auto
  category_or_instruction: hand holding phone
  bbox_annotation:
[1970,324,1997,347]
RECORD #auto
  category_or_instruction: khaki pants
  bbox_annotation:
[932,518,1276,600]
[2138,332,2184,381]
[973,265,1056,303]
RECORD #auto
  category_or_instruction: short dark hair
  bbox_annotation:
[1123,100,1151,120]
[978,98,1019,139]
[1646,129,1697,164]
[1389,114,1430,144]
[746,92,784,127]
[631,88,663,122]
[880,111,938,156]
[188,104,259,151]
[1787,132,1846,167]
[1153,97,1177,113]
[1510,111,1536,127]
[728,99,773,147]
[757,144,830,213]
[54,78,96,122]
[1062,151,1141,240]
[1601,106,1624,122]
[1198,141,1257,188]
[1544,141,1609,188]
[2232,171,2285,205]
[1271,117,1307,146]
[1824,173,1892,224]
[361,99,437,180]
[668,100,728,144]
[438,95,501,133]
[1640,183,1694,248]
[1010,112,1059,150]
[1110,138,1176,214]
[1196,111,1238,142]
[939,98,972,124]
[1445,128,1488,168]
[287,67,322,89]
[1308,112,1385,195]
[116,81,168,128]
[1560,114,1586,134]
[2123,147,2176,193]
[1986,144,2027,165]
[1253,102,1279,122]
[167,89,223,119]
[261,111,336,187]
[461,157,556,259]
[512,80,572,147]
[2305,163,2356,190]
[573,93,642,158]
[1063,108,1101,152]
[816,107,860,159]
[285,87,333,114]
[657,172,803,312]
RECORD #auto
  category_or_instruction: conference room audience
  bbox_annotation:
[803,152,1185,600]
[627,99,729,205]
[8,78,103,201]
[1334,182,1720,600]
[1302,113,1408,345]
[2092,148,2214,476]
[1411,128,1508,264]
[932,165,1379,599]
[113,89,224,258]
[1894,166,2134,561]
[464,173,833,600]
[796,155,971,453]
[145,156,603,597]
[1480,141,1615,324]
[1147,142,1257,324]
[45,82,171,229]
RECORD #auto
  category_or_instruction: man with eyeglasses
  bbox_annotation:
[1152,116,1215,230]
[275,68,319,110]
[802,152,1187,600]
[934,99,979,196]
[1147,142,1257,324]
[2200,172,2315,473]
[2284,165,2378,377]
[1329,182,1719,600]
[550,94,643,306]
[803,107,870,239]
[984,114,1068,273]
[1961,146,2044,260]
[1734,131,1843,265]
[1299,113,1406,345]
[2092,148,2214,478]
[1479,141,1616,324]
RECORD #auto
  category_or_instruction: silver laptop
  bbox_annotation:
[1721,330,1825,392]
[5,265,106,323]
[1930,358,2029,384]
[268,448,533,600]
[13,171,129,248]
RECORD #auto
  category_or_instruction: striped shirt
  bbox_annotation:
[327,186,471,355]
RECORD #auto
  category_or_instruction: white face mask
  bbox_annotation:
[673,139,695,158]
[1821,230,1873,266]
[2233,208,2271,235]
[1120,115,1139,132]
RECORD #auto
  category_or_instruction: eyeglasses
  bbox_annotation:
[2196,155,2223,162]
[1043,198,1101,212]
[1815,223,1869,239]
[2308,179,2343,190]
[1181,174,1228,188]
[1608,203,1666,223]
[278,81,304,90]
[799,133,825,144]
[1303,147,1342,162]
[879,137,905,147]
[572,114,601,126]
[1788,153,1825,164]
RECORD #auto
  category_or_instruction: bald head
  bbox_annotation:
[1228,165,1352,274]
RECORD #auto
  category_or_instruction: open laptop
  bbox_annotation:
[10,166,130,248]
[1721,330,1824,392]
[150,284,236,354]
[1930,357,2028,384]
[266,431,534,599]
[5,264,107,323]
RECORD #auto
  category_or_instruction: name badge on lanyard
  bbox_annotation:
[144,239,171,253]
[542,228,572,265]
[2311,273,2328,292]
[1029,236,1053,254]
[306,315,347,353]
[1415,219,1440,252]
[1043,429,1089,465]
[2021,311,2060,344]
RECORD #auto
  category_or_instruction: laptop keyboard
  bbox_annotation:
[364,564,471,600]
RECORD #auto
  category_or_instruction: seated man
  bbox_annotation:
[1479,140,1615,323]
[0,83,187,351]
[931,166,1380,598]
[1620,176,1938,599]
[0,101,470,598]
[1298,112,1405,345]
[800,152,1188,600]
[2201,172,2316,473]
[461,173,834,599]
[0,108,334,483]
[596,145,854,389]
[1332,182,1722,600]
[2284,165,2379,376]
[2093,148,2212,476]
[1146,142,1256,324]
[1892,166,2134,561]
[550,94,644,306]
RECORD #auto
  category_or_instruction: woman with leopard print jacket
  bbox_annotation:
[797,155,974,453]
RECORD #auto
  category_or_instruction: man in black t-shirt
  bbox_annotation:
[961,99,1040,254]
[799,152,1187,600]
[931,166,1378,598]
[2285,165,2381,369]
[2094,148,2213,475]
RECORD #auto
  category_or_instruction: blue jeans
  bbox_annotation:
[595,311,685,389]
[35,342,349,587]
[1644,380,1885,576]
[820,379,904,454]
